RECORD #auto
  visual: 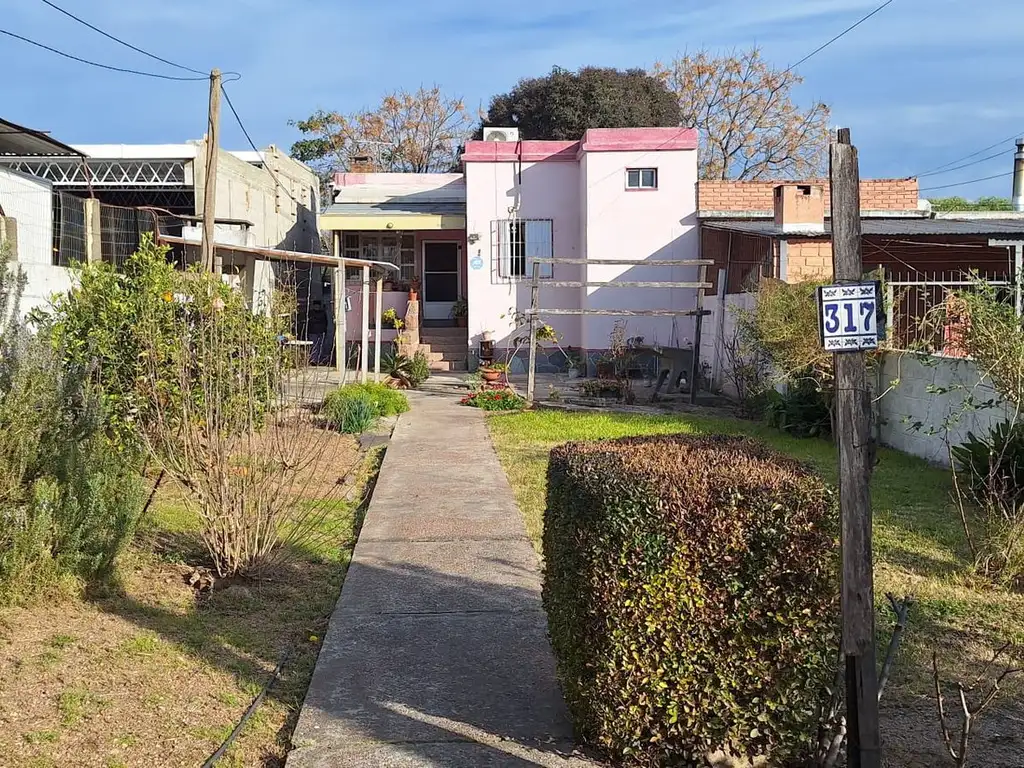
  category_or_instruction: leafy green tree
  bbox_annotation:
[480,66,680,140]
[927,196,1013,212]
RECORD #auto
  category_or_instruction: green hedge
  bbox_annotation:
[544,434,839,766]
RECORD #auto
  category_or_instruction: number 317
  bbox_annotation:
[823,301,874,334]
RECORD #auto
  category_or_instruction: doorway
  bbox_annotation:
[422,241,461,322]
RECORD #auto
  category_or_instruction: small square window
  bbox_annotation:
[626,168,658,190]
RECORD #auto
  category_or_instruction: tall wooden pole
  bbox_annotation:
[831,127,881,768]
[360,264,370,384]
[374,276,383,382]
[202,68,222,274]
[526,262,540,405]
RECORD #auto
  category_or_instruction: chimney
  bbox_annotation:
[1013,138,1024,213]
[350,153,376,173]
[773,184,825,233]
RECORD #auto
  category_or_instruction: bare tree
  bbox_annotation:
[291,85,475,178]
[652,48,830,180]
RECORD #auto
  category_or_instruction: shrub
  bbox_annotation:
[545,434,838,766]
[460,388,525,411]
[323,382,408,426]
[952,420,1024,581]
[409,349,430,388]
[762,378,832,438]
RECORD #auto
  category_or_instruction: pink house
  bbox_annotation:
[320,127,700,373]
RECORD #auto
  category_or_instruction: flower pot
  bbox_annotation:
[383,281,394,291]
[408,290,418,302]
[480,369,501,382]
[456,316,467,328]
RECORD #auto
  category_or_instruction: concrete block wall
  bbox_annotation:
[877,353,1012,464]
[698,179,919,213]
[784,239,833,282]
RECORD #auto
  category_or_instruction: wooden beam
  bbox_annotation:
[831,126,882,768]
[541,280,712,289]
[528,308,713,317]
[529,258,714,266]
[689,262,708,405]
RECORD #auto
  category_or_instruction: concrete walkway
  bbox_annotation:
[288,389,594,767]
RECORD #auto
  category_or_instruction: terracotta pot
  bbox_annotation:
[456,316,468,328]
[408,290,418,301]
[480,369,501,382]
[383,281,394,291]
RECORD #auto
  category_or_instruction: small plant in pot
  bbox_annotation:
[451,296,469,328]
[408,278,421,302]
[479,361,509,383]
[564,346,583,379]
[381,307,401,330]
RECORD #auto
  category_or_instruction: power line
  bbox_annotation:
[787,0,896,72]
[916,149,1009,179]
[913,132,1022,177]
[37,0,205,75]
[221,85,302,205]
[0,27,208,81]
[918,171,1013,193]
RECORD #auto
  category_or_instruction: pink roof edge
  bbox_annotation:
[462,127,698,163]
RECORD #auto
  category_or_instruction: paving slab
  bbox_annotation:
[288,391,596,767]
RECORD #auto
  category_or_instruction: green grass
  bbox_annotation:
[488,409,1024,695]
[57,687,108,727]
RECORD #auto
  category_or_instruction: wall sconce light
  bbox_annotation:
[386,222,394,229]
[468,232,480,244]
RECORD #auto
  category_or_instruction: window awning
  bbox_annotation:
[320,201,466,231]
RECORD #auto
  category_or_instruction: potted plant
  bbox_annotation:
[451,296,469,327]
[381,307,399,329]
[408,278,421,302]
[479,361,508,383]
[564,347,583,379]
[383,279,394,291]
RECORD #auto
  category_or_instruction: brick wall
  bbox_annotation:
[698,179,919,213]
[784,239,834,282]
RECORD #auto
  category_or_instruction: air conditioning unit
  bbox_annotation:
[482,127,520,143]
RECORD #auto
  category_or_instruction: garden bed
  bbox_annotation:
[0,432,381,768]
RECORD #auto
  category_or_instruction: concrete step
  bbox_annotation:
[420,340,470,354]
[420,326,468,337]
[427,360,468,373]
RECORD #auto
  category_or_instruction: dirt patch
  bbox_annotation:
[0,433,379,768]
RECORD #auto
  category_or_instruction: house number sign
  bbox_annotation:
[817,281,884,352]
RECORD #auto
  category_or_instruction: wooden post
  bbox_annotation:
[688,262,708,404]
[360,264,370,384]
[374,276,383,382]
[526,262,540,405]
[710,267,727,390]
[831,127,881,768]
[202,68,222,274]
[333,231,346,381]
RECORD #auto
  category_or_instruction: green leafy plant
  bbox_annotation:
[460,388,525,411]
[323,383,409,425]
[481,361,509,373]
[544,434,838,766]
[450,296,468,319]
[409,350,430,388]
[762,379,832,438]
[381,307,402,329]
[382,351,416,389]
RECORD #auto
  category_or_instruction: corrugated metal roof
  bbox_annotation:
[0,117,83,157]
[703,218,1024,238]
[324,201,466,217]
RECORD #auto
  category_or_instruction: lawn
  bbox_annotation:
[0,436,381,768]
[488,408,1024,766]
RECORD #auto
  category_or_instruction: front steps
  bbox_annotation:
[418,327,469,372]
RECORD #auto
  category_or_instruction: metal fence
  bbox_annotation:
[51,191,86,266]
[100,204,157,269]
[884,271,1018,354]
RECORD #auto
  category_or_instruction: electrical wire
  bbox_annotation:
[913,132,1023,178]
[916,149,1008,178]
[0,27,208,80]
[222,85,301,205]
[786,0,896,72]
[918,171,1014,193]
[37,0,205,75]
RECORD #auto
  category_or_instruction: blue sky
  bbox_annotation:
[1,0,1021,198]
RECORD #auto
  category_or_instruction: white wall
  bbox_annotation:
[877,353,1014,464]
[701,292,756,398]
[0,167,74,317]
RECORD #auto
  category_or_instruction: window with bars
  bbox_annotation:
[494,219,553,280]
[343,233,415,283]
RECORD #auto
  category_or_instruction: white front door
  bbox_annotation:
[422,241,460,321]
